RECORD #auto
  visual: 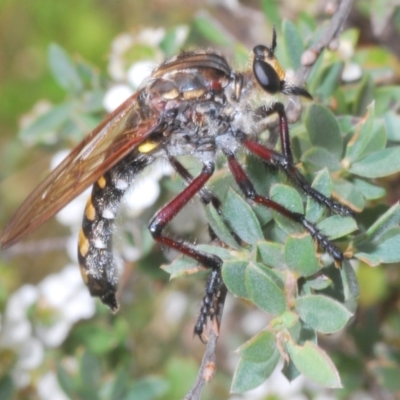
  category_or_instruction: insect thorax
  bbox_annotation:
[137,52,258,163]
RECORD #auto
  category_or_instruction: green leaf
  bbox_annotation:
[345,102,376,162]
[48,43,83,93]
[192,14,232,46]
[370,362,400,392]
[109,369,129,400]
[238,330,277,363]
[317,215,358,240]
[196,244,233,259]
[364,203,400,240]
[160,27,187,56]
[245,263,286,315]
[19,103,72,143]
[269,311,299,331]
[257,241,285,269]
[125,377,169,400]
[231,348,280,393]
[353,178,386,200]
[295,295,353,333]
[332,179,364,212]
[163,244,233,278]
[284,234,321,277]
[314,62,344,99]
[204,203,239,249]
[305,104,343,159]
[305,275,332,291]
[282,19,303,70]
[282,359,301,382]
[384,111,400,141]
[57,365,75,397]
[162,257,200,278]
[270,184,304,234]
[222,188,264,244]
[355,227,400,266]
[306,169,332,223]
[222,260,249,298]
[353,74,374,116]
[349,147,400,178]
[260,0,280,26]
[341,259,360,300]
[76,325,118,355]
[302,147,342,172]
[286,340,342,388]
[350,117,387,166]
[0,376,14,400]
[80,352,101,393]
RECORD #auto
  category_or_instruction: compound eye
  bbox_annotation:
[253,59,281,94]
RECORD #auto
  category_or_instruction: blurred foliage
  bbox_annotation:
[2,1,400,399]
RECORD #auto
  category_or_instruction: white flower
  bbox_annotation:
[103,84,134,112]
[36,265,96,347]
[127,61,156,89]
[137,28,166,47]
[0,285,45,387]
[123,160,173,216]
[37,371,70,400]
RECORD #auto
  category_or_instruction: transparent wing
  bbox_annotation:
[1,93,162,247]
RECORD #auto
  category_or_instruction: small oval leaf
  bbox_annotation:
[231,348,280,393]
[295,295,353,333]
[302,146,342,172]
[238,330,276,363]
[349,147,400,178]
[48,43,83,93]
[317,215,358,240]
[204,203,239,249]
[245,263,286,315]
[222,260,249,299]
[286,340,342,388]
[256,241,285,269]
[305,104,343,158]
[306,169,332,223]
[222,188,264,244]
[285,234,321,277]
[270,184,304,235]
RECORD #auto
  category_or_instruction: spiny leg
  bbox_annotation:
[148,161,224,341]
[168,155,221,210]
[251,102,354,217]
[223,149,344,264]
[78,153,151,311]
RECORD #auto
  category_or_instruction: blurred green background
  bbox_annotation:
[1,0,400,399]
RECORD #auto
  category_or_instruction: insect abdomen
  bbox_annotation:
[78,153,151,311]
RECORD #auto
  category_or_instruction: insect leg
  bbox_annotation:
[223,149,344,264]
[251,103,354,217]
[148,162,224,340]
[168,156,221,210]
[78,153,151,312]
[167,156,231,340]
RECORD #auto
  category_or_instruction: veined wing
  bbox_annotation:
[1,93,162,248]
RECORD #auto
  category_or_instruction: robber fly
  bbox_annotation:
[1,29,353,340]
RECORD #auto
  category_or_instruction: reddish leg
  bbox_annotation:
[168,156,221,210]
[148,162,223,340]
[224,150,344,263]
[251,103,354,217]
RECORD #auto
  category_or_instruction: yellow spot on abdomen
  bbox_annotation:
[97,176,107,189]
[78,228,90,258]
[138,140,159,153]
[85,197,96,221]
